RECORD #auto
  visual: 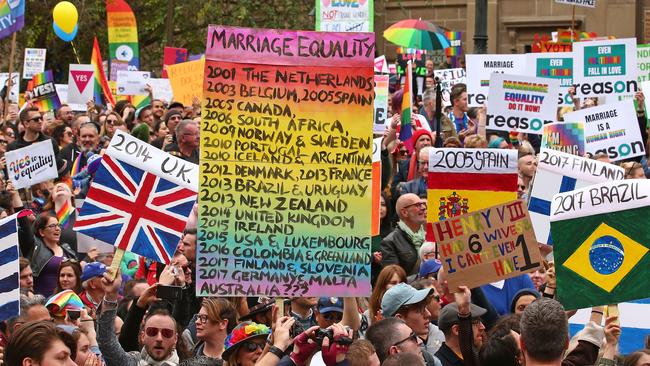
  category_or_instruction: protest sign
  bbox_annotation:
[541,122,585,156]
[0,214,19,322]
[570,300,650,354]
[486,73,560,134]
[555,0,596,7]
[198,25,374,297]
[316,0,373,32]
[373,75,389,133]
[0,73,19,103]
[55,84,86,111]
[5,140,57,190]
[434,68,466,106]
[26,70,61,112]
[162,47,188,78]
[0,0,24,41]
[563,100,645,161]
[529,148,623,245]
[22,48,46,80]
[148,78,173,103]
[573,38,638,98]
[67,64,95,105]
[74,130,198,264]
[551,180,650,309]
[427,148,518,228]
[433,200,541,291]
[637,44,650,83]
[466,54,526,106]
[527,52,574,105]
[166,58,204,106]
[372,137,381,237]
[116,70,150,95]
[374,55,389,74]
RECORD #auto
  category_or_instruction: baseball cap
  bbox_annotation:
[419,259,442,278]
[381,283,433,317]
[437,303,487,332]
[317,297,343,313]
[81,262,107,282]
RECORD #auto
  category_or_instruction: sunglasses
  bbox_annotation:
[393,331,418,347]
[29,116,43,123]
[399,150,409,156]
[65,131,73,136]
[106,119,118,125]
[145,327,175,338]
[242,341,265,352]
[322,312,343,322]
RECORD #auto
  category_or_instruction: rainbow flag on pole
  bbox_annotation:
[0,0,25,41]
[399,60,413,142]
[91,37,116,107]
[445,31,462,56]
[26,70,61,112]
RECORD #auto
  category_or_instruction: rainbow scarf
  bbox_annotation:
[57,200,74,229]
[45,290,84,318]
[70,151,82,177]
[26,70,61,112]
[399,60,413,143]
[91,37,116,107]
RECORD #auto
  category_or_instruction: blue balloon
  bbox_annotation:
[53,22,78,42]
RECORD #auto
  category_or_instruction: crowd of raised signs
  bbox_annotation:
[1,49,650,366]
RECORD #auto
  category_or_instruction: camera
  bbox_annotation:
[314,328,353,346]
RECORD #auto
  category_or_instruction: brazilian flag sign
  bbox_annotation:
[551,180,650,310]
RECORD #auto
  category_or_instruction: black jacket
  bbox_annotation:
[435,343,465,366]
[381,226,419,276]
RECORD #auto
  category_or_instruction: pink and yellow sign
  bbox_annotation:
[197,25,375,297]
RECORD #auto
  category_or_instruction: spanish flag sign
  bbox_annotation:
[426,148,518,241]
[551,180,650,310]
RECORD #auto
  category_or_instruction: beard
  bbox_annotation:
[144,343,174,361]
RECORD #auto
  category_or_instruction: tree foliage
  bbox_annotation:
[1,0,314,81]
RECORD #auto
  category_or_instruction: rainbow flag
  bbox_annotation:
[399,60,413,143]
[26,70,61,112]
[70,151,82,177]
[445,31,462,57]
[57,200,74,229]
[45,290,84,318]
[0,0,25,41]
[132,94,151,109]
[107,0,139,76]
[91,37,116,107]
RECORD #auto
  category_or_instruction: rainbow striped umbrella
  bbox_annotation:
[384,19,451,51]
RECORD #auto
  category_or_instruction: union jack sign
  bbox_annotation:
[74,131,198,264]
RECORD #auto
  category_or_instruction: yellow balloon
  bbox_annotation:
[52,1,78,34]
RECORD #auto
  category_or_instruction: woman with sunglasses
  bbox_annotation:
[52,123,75,150]
[27,213,77,297]
[53,259,83,294]
[190,298,238,360]
[100,111,124,141]
[222,322,271,366]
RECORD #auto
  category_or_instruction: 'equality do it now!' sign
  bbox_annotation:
[486,73,560,134]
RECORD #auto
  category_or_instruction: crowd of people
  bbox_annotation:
[0,52,649,366]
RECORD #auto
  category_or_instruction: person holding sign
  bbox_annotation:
[7,107,65,174]
[381,193,428,276]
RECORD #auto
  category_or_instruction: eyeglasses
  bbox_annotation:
[28,116,43,123]
[393,331,418,347]
[404,202,427,210]
[44,223,62,230]
[145,327,175,338]
[400,301,429,315]
[417,160,428,167]
[196,314,210,324]
[322,312,343,322]
[242,341,265,353]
